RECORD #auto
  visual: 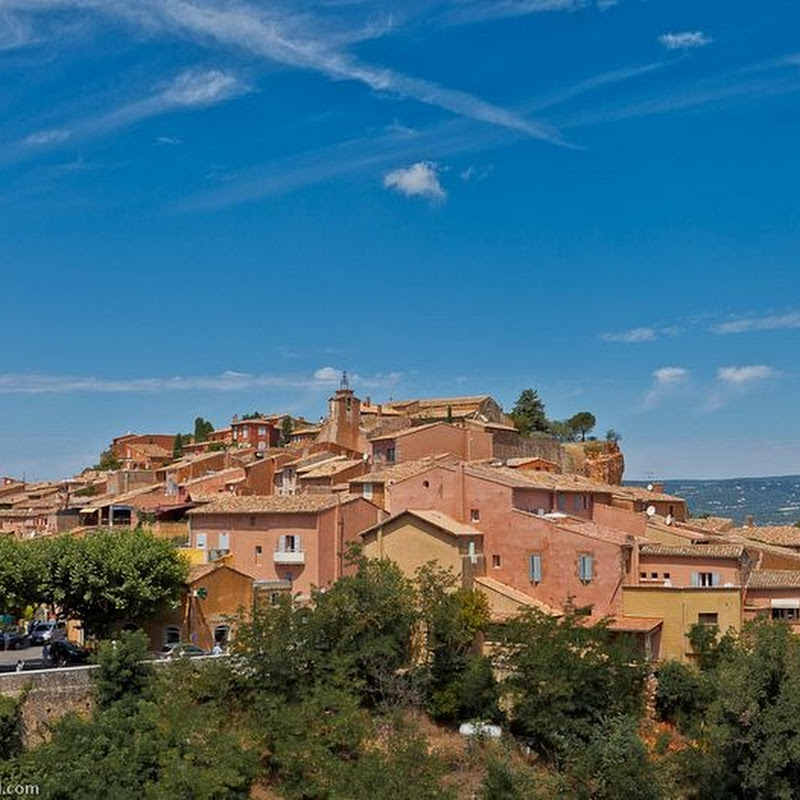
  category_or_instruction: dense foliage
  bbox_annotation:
[0,529,187,636]
[510,389,602,442]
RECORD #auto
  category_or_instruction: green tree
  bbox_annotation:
[193,416,215,443]
[497,608,647,764]
[172,433,184,460]
[38,529,188,638]
[605,429,623,444]
[280,415,294,446]
[0,536,40,617]
[95,449,121,471]
[548,419,578,442]
[511,389,549,436]
[567,412,596,442]
[0,695,23,762]
[94,630,154,709]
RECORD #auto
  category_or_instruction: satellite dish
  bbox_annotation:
[646,505,657,518]
[646,483,654,492]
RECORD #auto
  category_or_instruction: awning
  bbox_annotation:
[771,598,800,609]
[608,617,663,633]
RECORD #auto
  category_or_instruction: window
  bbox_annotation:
[692,572,719,587]
[195,533,207,549]
[557,494,566,512]
[249,515,256,527]
[651,572,658,579]
[664,573,671,580]
[255,545,263,564]
[422,480,430,488]
[164,625,180,646]
[573,495,581,512]
[386,447,396,463]
[363,483,373,500]
[218,533,229,550]
[470,509,480,522]
[280,534,300,553]
[214,624,231,645]
[492,554,501,568]
[258,426,266,436]
[772,608,800,622]
[697,613,719,627]
[578,554,593,584]
[640,572,647,579]
[529,554,542,584]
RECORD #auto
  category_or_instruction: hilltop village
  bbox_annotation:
[3,380,800,662]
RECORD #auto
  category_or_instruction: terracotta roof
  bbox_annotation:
[187,560,251,583]
[734,526,800,548]
[506,456,559,468]
[638,543,744,559]
[369,421,455,443]
[748,569,800,589]
[608,616,663,633]
[298,458,364,479]
[188,493,360,515]
[553,515,639,546]
[360,509,482,539]
[350,455,456,485]
[182,468,244,487]
[126,443,171,457]
[473,576,560,617]
[389,395,492,410]
[613,485,686,504]
[465,463,615,494]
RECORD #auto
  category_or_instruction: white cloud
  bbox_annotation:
[0,368,401,394]
[1,0,563,143]
[160,68,245,107]
[156,136,183,145]
[384,161,445,200]
[313,366,340,381]
[658,31,712,51]
[460,164,493,181]
[654,366,689,385]
[24,129,70,146]
[711,312,800,335]
[717,365,775,385]
[601,327,657,343]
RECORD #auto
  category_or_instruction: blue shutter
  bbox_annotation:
[691,572,699,587]
[530,554,542,583]
[712,572,720,587]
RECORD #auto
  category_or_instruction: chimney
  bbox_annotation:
[651,482,664,494]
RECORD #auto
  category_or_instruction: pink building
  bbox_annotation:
[187,494,382,600]
[369,422,492,465]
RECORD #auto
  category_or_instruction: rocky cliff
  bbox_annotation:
[562,442,625,485]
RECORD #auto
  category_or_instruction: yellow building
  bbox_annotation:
[623,585,742,661]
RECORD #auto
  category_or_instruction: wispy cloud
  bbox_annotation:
[642,366,689,409]
[717,365,775,385]
[24,128,70,146]
[156,136,183,145]
[4,1,563,143]
[711,311,800,335]
[460,164,493,181]
[658,31,712,51]
[384,161,446,200]
[601,327,657,343]
[0,368,402,394]
[444,0,611,25]
[5,67,248,166]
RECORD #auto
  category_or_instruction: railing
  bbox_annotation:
[273,549,305,564]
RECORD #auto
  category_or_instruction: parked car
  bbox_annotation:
[160,643,207,660]
[45,640,91,667]
[29,620,66,645]
[0,629,29,651]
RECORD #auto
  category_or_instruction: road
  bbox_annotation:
[0,643,47,670]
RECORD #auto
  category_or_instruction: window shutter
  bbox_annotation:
[530,555,542,583]
[279,535,286,552]
[712,572,720,587]
[294,535,301,553]
[691,572,699,587]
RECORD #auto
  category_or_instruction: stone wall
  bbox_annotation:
[0,666,95,747]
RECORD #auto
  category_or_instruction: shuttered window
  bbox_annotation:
[578,554,593,583]
[529,554,542,584]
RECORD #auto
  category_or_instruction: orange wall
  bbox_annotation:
[593,504,648,537]
[637,555,741,587]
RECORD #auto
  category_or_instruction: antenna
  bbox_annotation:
[340,370,349,390]
[646,505,657,518]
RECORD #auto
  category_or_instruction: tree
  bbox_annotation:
[511,389,549,436]
[95,449,121,471]
[548,419,578,442]
[605,429,622,444]
[38,529,188,638]
[193,417,214,443]
[497,608,647,764]
[567,412,596,442]
[0,536,40,617]
[94,630,154,709]
[172,433,184,460]
[280,415,294,447]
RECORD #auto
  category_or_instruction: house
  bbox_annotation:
[186,493,382,599]
[231,417,281,452]
[744,570,800,632]
[611,483,688,522]
[506,456,560,474]
[111,434,176,470]
[295,457,368,492]
[383,395,509,425]
[143,561,255,652]
[369,422,492,465]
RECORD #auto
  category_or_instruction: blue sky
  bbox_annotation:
[1,0,799,481]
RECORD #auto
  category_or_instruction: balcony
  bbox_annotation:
[274,548,305,565]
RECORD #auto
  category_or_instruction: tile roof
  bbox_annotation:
[473,576,560,617]
[368,421,453,443]
[188,493,360,515]
[360,509,482,539]
[607,616,663,633]
[613,485,686,504]
[350,455,456,485]
[639,543,744,559]
[734,526,800,548]
[748,570,800,589]
[464,463,615,494]
[506,456,559,467]
[298,459,365,479]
